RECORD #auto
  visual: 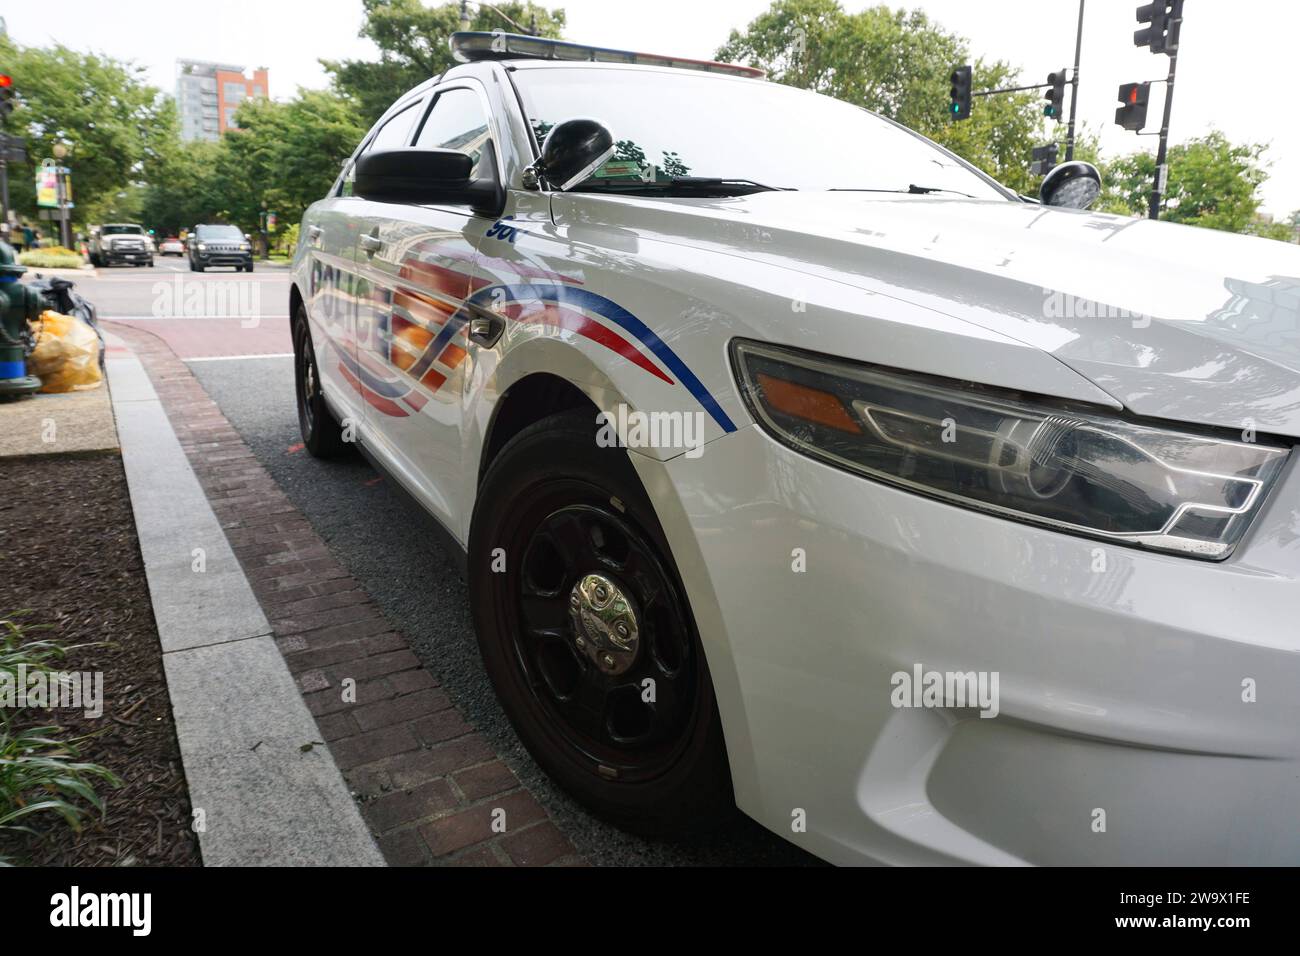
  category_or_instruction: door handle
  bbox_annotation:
[467,314,504,348]
[360,233,383,255]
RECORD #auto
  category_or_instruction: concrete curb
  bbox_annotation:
[104,331,385,866]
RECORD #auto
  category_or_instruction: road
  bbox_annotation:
[80,259,817,866]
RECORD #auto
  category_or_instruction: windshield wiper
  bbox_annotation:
[832,184,977,199]
[828,184,977,198]
[575,177,791,197]
[664,177,790,194]
[905,184,976,197]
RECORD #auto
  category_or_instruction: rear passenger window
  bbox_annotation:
[414,89,492,177]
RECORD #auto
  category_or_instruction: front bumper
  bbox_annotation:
[103,247,151,263]
[196,249,253,268]
[640,424,1300,866]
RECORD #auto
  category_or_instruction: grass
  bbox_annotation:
[0,614,120,864]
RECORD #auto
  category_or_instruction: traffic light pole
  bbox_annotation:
[0,114,7,240]
[0,152,8,239]
[1065,0,1085,161]
[1148,30,1180,220]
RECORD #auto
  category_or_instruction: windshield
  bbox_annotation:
[103,225,143,235]
[512,67,1009,200]
[197,225,244,240]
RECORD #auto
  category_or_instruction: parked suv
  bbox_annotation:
[187,223,254,272]
[290,31,1300,867]
[89,223,153,267]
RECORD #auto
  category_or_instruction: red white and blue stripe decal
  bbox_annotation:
[346,276,737,433]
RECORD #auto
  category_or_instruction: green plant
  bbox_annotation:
[0,614,120,865]
[0,723,121,830]
[17,251,84,269]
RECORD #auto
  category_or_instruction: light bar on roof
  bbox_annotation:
[449,31,765,79]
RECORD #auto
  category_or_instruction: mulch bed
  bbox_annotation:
[0,452,201,866]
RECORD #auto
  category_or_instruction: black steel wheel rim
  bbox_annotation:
[505,488,700,781]
[294,321,317,436]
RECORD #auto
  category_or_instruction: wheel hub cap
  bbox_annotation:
[569,572,639,676]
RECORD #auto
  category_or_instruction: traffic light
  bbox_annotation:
[1115,82,1151,131]
[1030,144,1059,176]
[949,65,972,121]
[0,75,13,123]
[1044,70,1067,121]
[1135,1,1183,54]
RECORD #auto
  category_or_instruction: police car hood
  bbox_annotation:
[613,191,1300,438]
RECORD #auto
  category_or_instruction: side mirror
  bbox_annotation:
[530,118,616,191]
[355,146,504,215]
[1040,160,1102,210]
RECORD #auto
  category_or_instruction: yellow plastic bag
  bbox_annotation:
[27,310,103,393]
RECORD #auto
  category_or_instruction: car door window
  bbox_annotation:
[371,100,422,149]
[338,99,423,197]
[414,88,492,178]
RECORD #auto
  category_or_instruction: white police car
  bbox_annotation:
[291,32,1300,865]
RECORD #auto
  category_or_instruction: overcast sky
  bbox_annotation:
[3,1,1296,215]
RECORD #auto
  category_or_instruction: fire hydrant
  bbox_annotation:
[0,241,43,399]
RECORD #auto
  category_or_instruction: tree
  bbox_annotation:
[323,0,567,126]
[1100,131,1276,234]
[139,87,367,242]
[716,0,1054,195]
[0,37,174,228]
[140,140,225,237]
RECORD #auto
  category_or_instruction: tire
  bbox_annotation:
[292,304,347,458]
[190,261,203,273]
[469,410,733,835]
[245,263,254,273]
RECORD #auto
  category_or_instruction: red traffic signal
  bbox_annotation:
[1115,82,1152,131]
[0,75,12,88]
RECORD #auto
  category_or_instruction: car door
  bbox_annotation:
[352,82,500,534]
[305,101,424,441]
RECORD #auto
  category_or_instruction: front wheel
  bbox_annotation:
[292,305,347,459]
[469,411,733,835]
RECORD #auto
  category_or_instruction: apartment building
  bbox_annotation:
[176,59,270,142]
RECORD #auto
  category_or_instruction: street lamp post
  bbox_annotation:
[52,142,71,249]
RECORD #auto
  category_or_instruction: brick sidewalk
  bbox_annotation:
[108,321,582,867]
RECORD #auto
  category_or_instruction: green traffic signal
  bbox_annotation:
[948,64,972,121]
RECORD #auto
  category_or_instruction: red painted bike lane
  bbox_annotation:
[104,316,292,360]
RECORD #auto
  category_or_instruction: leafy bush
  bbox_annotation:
[0,615,120,864]
[18,250,84,269]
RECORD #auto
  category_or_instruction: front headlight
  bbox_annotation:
[732,340,1290,560]
[197,243,207,252]
[239,243,250,251]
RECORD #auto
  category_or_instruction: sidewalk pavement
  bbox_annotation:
[105,323,583,866]
[104,331,385,866]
